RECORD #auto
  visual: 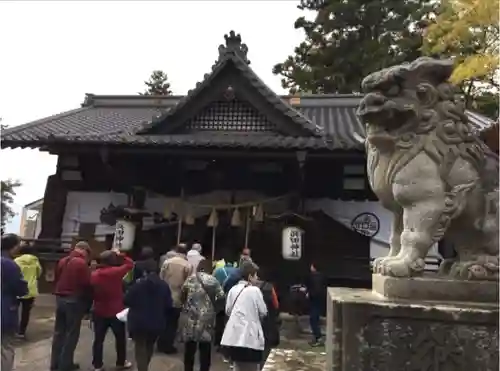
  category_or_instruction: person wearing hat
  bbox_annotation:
[90,247,134,371]
[50,240,93,371]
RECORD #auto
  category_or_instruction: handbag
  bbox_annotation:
[116,308,129,323]
[196,273,225,313]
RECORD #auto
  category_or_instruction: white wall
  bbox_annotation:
[62,191,128,239]
[35,212,42,238]
[61,190,288,237]
[305,199,441,263]
[61,192,441,269]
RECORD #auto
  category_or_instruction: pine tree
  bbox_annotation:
[1,179,21,234]
[273,0,437,94]
[140,70,173,95]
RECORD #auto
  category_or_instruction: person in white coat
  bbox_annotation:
[221,262,267,371]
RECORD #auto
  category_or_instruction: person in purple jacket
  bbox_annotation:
[1,234,28,371]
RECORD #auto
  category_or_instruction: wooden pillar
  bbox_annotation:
[129,188,146,258]
[287,152,307,213]
[38,174,67,241]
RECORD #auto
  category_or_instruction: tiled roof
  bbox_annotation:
[137,55,323,137]
[1,94,495,151]
[1,95,364,150]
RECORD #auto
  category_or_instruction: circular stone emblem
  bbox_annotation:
[351,212,380,237]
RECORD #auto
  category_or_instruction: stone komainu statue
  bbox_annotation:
[356,57,499,280]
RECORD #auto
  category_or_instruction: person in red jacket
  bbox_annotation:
[50,241,92,371]
[90,247,134,371]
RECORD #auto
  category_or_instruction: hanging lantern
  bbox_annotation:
[207,208,218,227]
[231,208,242,227]
[254,204,264,222]
[184,207,195,225]
[282,226,303,260]
[113,219,136,252]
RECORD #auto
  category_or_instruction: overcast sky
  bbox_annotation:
[0,1,309,233]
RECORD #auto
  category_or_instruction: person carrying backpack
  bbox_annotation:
[212,260,237,350]
[213,261,237,288]
[181,259,225,371]
[256,270,280,369]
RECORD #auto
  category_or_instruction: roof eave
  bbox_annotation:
[24,198,44,210]
[136,53,324,137]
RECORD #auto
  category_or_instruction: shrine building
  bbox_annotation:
[2,31,496,296]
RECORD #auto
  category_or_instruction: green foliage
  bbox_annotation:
[140,70,172,96]
[273,0,437,94]
[1,179,21,233]
[422,0,499,117]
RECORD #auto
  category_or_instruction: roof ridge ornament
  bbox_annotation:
[218,31,250,65]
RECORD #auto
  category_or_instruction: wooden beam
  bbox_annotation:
[37,174,67,242]
[47,144,365,159]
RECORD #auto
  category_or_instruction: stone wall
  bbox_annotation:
[326,287,499,371]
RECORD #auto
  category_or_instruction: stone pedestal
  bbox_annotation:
[372,273,499,303]
[326,281,499,371]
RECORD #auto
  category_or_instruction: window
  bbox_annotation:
[343,177,365,190]
[343,164,365,176]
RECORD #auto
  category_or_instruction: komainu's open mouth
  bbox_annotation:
[357,92,416,128]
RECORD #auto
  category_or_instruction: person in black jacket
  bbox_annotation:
[124,260,172,371]
[132,247,157,283]
[256,270,281,369]
[306,262,325,346]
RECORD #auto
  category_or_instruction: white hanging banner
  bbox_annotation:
[113,219,136,251]
[282,226,303,261]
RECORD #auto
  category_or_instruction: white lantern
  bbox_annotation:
[282,226,303,260]
[113,219,136,251]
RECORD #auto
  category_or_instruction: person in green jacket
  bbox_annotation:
[14,244,42,339]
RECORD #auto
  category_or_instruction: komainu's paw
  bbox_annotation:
[380,257,425,277]
[373,256,400,274]
[449,256,499,281]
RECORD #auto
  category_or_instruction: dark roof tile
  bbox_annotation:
[137,53,322,137]
[2,94,495,151]
[1,102,361,150]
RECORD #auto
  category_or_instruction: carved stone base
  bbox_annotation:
[372,273,499,303]
[327,287,499,371]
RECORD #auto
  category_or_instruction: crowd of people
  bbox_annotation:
[1,233,326,371]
